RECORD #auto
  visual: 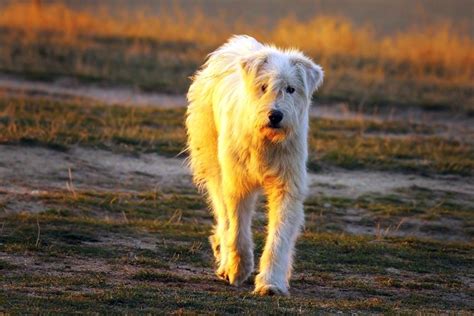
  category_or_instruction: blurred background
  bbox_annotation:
[0,0,472,111]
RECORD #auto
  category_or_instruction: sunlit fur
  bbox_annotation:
[186,35,323,296]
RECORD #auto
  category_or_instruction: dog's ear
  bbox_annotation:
[292,56,324,95]
[240,51,268,78]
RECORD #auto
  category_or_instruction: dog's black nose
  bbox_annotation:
[269,110,283,125]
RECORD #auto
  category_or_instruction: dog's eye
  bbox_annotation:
[261,84,267,93]
[286,86,295,94]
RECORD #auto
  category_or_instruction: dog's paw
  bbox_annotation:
[228,250,254,286]
[216,251,253,286]
[216,265,229,282]
[254,273,289,296]
[253,284,289,296]
[227,263,253,286]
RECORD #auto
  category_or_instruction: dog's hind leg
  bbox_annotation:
[206,178,229,273]
[185,97,226,275]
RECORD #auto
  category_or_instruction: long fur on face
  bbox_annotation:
[185,35,323,295]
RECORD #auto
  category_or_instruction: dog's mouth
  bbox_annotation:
[261,125,287,143]
[267,123,282,129]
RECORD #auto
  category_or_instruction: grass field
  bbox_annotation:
[0,1,473,314]
[0,96,473,313]
[1,191,472,313]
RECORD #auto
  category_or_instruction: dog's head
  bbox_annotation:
[240,48,323,143]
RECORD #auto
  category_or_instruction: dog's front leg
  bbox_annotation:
[217,188,256,286]
[254,187,305,296]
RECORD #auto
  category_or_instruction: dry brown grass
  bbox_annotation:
[2,3,472,70]
[274,16,473,81]
[0,2,472,108]
[0,2,240,44]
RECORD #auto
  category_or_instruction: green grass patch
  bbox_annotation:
[40,190,208,222]
[304,188,473,240]
[1,188,472,313]
[297,232,472,275]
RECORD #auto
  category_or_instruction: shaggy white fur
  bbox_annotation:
[186,35,323,295]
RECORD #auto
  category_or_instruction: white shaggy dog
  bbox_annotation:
[186,35,323,295]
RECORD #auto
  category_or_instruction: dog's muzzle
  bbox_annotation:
[268,110,283,128]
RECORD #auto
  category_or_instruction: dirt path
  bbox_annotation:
[2,144,472,199]
[0,145,193,196]
[0,75,187,108]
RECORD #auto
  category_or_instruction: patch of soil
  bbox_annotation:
[2,144,472,200]
[0,144,193,194]
[343,209,468,242]
[0,74,186,108]
[309,170,474,198]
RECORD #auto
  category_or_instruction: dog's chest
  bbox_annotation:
[236,139,299,178]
